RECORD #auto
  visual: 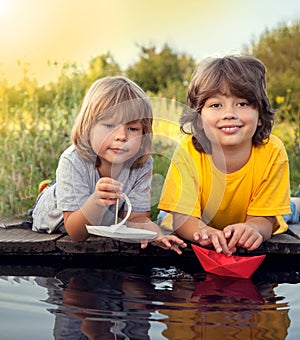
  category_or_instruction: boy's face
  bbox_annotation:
[199,94,261,149]
[89,119,143,168]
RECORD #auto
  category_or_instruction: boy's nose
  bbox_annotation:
[114,125,127,141]
[223,106,238,119]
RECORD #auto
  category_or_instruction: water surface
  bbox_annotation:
[0,256,299,339]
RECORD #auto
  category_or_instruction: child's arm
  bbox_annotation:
[63,178,123,241]
[173,213,274,254]
[126,211,187,254]
[173,212,234,255]
[224,215,274,251]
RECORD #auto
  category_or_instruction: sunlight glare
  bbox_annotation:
[0,0,13,17]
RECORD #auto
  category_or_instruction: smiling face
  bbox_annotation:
[90,118,143,177]
[184,56,275,155]
[200,94,261,151]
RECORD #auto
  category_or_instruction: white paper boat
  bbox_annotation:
[86,193,158,241]
[86,224,157,240]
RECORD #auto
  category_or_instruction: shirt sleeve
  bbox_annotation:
[248,142,291,217]
[56,151,93,212]
[247,138,291,234]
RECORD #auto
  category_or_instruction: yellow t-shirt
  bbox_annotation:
[158,134,291,234]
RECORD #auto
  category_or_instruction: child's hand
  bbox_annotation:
[224,223,264,251]
[126,212,187,254]
[193,226,234,256]
[93,177,123,206]
[154,235,187,255]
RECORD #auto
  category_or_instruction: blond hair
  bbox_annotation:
[71,76,153,168]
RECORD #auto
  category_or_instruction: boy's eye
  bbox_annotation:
[210,103,221,108]
[128,127,139,132]
[237,101,249,107]
[127,122,143,132]
[104,124,115,129]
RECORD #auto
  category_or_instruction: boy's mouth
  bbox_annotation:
[110,147,128,154]
[219,125,242,133]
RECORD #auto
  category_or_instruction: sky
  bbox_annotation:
[0,0,300,85]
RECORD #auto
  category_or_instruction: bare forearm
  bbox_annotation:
[64,195,107,241]
[245,215,274,241]
[127,213,165,237]
[63,210,90,241]
[127,212,187,253]
[173,213,207,241]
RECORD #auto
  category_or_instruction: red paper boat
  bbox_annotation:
[191,244,266,279]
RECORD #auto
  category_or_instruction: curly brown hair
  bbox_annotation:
[180,55,275,153]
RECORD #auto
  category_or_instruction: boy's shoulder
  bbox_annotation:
[60,144,77,158]
[261,134,286,152]
[137,156,153,172]
[60,145,85,163]
[178,134,195,150]
[255,134,288,161]
[178,134,203,156]
[268,134,285,147]
[59,145,90,169]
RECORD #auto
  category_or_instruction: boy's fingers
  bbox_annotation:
[199,228,209,240]
[97,178,123,191]
[223,226,234,238]
[140,241,148,249]
[211,234,231,255]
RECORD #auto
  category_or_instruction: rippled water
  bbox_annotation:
[0,256,299,339]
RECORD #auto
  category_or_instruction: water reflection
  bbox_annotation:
[37,269,153,339]
[152,272,290,340]
[31,264,292,340]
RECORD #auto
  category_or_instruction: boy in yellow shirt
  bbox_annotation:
[158,55,291,255]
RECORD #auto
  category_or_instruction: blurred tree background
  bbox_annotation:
[244,21,300,190]
[0,21,299,218]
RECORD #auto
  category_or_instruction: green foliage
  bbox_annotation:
[126,44,196,103]
[86,52,122,84]
[244,21,300,191]
[0,78,77,217]
[150,138,178,220]
[246,22,300,110]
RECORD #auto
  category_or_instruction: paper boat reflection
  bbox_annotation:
[191,274,264,303]
[191,244,266,278]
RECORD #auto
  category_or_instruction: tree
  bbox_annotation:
[244,21,300,189]
[126,44,196,103]
[245,21,300,117]
[86,52,122,85]
[35,53,122,114]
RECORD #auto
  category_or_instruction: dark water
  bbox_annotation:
[0,256,299,340]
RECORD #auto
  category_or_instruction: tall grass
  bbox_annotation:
[0,75,78,218]
[0,74,299,219]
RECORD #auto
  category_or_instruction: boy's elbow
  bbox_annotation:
[69,234,89,242]
[65,224,89,242]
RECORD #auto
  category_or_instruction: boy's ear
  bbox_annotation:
[257,118,262,126]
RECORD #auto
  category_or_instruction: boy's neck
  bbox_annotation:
[211,144,252,174]
[97,162,123,179]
